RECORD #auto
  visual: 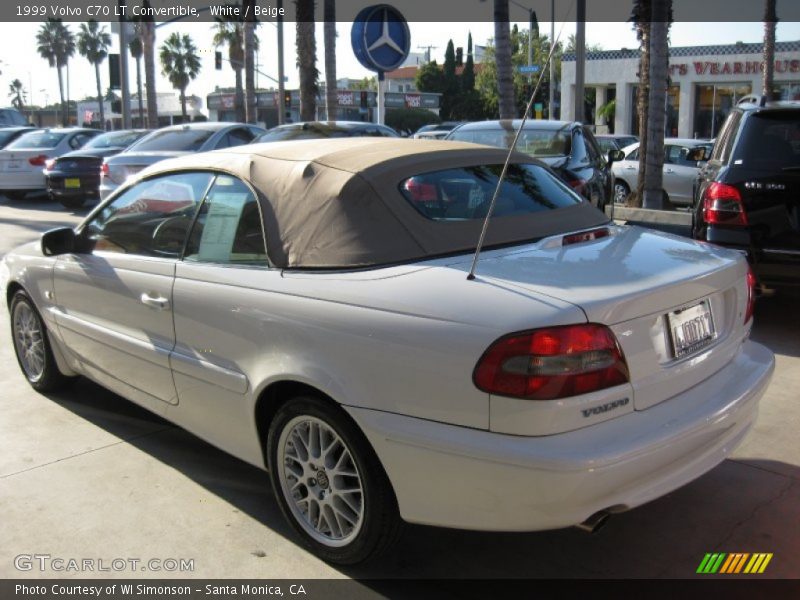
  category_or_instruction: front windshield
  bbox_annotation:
[448,126,572,157]
[7,131,67,149]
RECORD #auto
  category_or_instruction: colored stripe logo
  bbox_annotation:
[696,553,773,574]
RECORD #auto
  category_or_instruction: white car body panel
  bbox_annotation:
[3,207,773,533]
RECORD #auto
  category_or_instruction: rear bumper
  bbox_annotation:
[705,227,800,285]
[98,180,118,201]
[346,340,774,531]
[46,173,100,198]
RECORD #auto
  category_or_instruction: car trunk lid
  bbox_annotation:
[449,226,749,410]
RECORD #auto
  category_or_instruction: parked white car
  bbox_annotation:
[3,138,774,564]
[0,128,101,199]
[612,138,714,206]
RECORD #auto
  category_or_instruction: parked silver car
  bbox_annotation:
[99,122,266,200]
[612,138,713,205]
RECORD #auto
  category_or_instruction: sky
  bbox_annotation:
[1,20,799,110]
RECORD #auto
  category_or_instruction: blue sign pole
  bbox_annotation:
[351,5,411,125]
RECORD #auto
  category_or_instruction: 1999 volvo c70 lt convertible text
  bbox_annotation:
[2,138,774,564]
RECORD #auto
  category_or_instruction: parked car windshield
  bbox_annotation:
[6,131,67,149]
[131,129,216,152]
[731,111,800,168]
[399,163,582,221]
[448,127,572,158]
[84,130,146,149]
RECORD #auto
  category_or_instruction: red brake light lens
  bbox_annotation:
[702,182,748,226]
[563,228,610,246]
[744,266,756,324]
[101,162,109,177]
[28,154,48,167]
[403,178,437,202]
[473,324,629,400]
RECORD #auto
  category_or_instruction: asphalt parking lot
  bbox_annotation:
[0,193,798,581]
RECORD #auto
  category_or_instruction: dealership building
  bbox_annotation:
[561,40,800,139]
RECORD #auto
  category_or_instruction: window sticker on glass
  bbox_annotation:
[197,192,250,261]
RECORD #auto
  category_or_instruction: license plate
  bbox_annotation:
[7,160,20,169]
[667,300,716,358]
[64,178,81,189]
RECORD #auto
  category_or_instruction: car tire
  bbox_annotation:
[613,181,630,204]
[10,291,76,393]
[6,191,26,201]
[60,196,86,209]
[267,395,402,565]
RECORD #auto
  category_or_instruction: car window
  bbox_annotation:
[84,172,213,258]
[84,130,147,149]
[130,129,216,152]
[731,111,800,168]
[711,111,742,163]
[7,131,66,149]
[69,133,93,149]
[583,128,603,163]
[218,127,256,149]
[569,130,589,165]
[184,175,267,266]
[626,147,639,161]
[399,163,582,221]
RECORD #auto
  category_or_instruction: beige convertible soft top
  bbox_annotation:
[140,138,609,268]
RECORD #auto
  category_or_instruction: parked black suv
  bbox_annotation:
[692,100,800,287]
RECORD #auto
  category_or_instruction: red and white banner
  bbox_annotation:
[83,110,94,123]
[405,94,421,108]
[338,91,355,106]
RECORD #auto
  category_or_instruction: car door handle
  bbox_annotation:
[624,165,636,170]
[665,168,675,173]
[140,293,170,310]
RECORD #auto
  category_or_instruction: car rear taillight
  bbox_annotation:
[744,266,756,325]
[44,159,56,170]
[567,178,587,193]
[702,182,748,226]
[473,324,629,400]
[562,227,609,246]
[101,162,109,178]
[28,155,48,166]
[403,178,437,202]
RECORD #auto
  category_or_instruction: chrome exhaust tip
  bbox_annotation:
[575,510,611,534]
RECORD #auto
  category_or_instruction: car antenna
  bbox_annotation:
[467,18,568,281]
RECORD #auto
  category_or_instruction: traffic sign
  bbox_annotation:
[351,5,411,74]
[518,65,541,74]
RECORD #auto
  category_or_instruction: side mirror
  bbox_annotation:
[608,149,625,164]
[41,227,89,256]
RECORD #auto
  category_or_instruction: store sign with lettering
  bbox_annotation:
[668,60,800,77]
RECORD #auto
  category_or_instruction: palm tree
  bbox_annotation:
[642,0,672,209]
[763,0,778,102]
[77,20,112,130]
[8,79,26,110]
[323,0,337,120]
[629,0,651,207]
[139,2,158,128]
[36,19,75,127]
[296,0,318,121]
[213,5,260,123]
[129,29,145,127]
[494,0,515,119]
[159,32,201,121]
[243,0,257,124]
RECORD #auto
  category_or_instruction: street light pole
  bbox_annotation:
[118,0,132,129]
[277,0,285,125]
[574,0,586,123]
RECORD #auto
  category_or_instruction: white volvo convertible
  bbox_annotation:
[2,139,774,564]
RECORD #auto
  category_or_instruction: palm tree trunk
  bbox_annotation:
[234,67,245,123]
[244,0,257,124]
[180,88,187,121]
[142,21,158,128]
[632,19,650,208]
[136,56,144,127]
[56,66,67,127]
[643,1,669,210]
[296,0,317,122]
[324,0,337,121]
[762,0,777,102]
[494,0,515,119]
[95,62,106,130]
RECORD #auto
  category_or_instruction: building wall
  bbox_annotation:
[562,42,800,137]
